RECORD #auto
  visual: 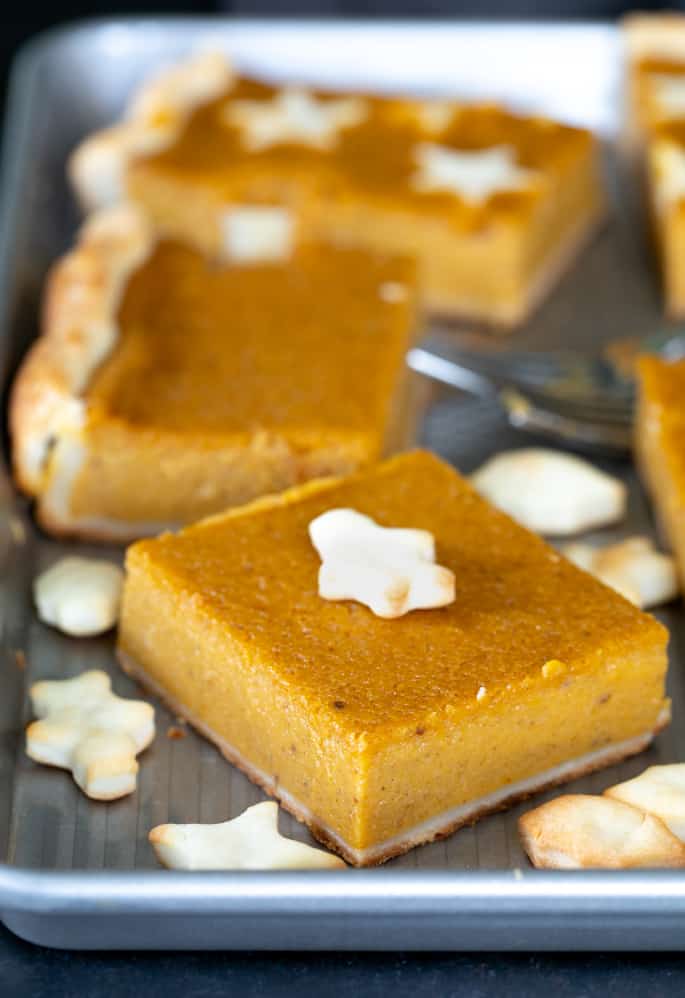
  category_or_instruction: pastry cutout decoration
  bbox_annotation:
[224,89,367,151]
[606,765,685,841]
[520,764,685,869]
[308,508,455,618]
[222,206,294,262]
[519,793,685,869]
[411,143,538,204]
[34,557,125,637]
[26,670,155,800]
[562,536,678,609]
[471,448,626,535]
[149,801,346,870]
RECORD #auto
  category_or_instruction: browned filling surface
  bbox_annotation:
[144,78,593,233]
[637,56,685,77]
[85,239,415,438]
[129,451,666,735]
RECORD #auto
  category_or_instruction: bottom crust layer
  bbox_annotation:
[119,649,667,866]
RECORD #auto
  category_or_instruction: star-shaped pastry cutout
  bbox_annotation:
[223,89,367,152]
[309,508,455,619]
[26,670,155,800]
[411,143,538,204]
[149,801,346,870]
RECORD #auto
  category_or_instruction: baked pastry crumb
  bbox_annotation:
[519,793,685,869]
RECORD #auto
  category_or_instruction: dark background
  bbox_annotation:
[2,0,685,59]
[1,929,685,998]
[0,1,682,100]
[1,0,685,992]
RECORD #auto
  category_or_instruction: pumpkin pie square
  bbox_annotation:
[639,124,685,317]
[636,354,685,585]
[10,206,417,541]
[623,13,685,143]
[70,52,605,327]
[117,450,669,866]
[623,15,685,315]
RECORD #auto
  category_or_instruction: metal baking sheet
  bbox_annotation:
[1,17,685,951]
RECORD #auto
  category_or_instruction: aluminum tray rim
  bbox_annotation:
[4,863,685,912]
[1,16,684,950]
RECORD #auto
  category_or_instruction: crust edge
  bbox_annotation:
[9,205,155,511]
[68,51,234,212]
[622,12,685,62]
[426,204,605,330]
[118,647,669,867]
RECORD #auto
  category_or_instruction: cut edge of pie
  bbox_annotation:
[635,354,685,586]
[118,645,669,866]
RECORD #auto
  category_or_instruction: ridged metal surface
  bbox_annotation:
[0,19,684,949]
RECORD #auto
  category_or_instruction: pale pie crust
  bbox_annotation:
[69,51,234,211]
[9,206,156,535]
